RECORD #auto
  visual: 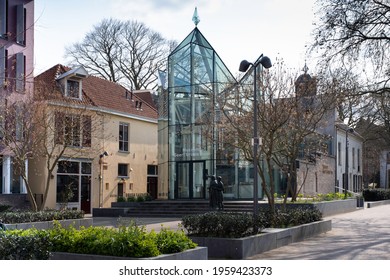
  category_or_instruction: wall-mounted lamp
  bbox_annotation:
[100,151,109,158]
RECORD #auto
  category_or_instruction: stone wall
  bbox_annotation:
[297,155,335,196]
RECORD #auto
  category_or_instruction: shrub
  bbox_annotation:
[155,226,197,254]
[0,204,11,213]
[182,207,322,238]
[258,207,322,228]
[46,221,160,258]
[0,228,51,260]
[182,212,255,238]
[0,209,84,224]
[363,188,390,201]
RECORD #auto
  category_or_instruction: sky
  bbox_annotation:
[34,0,318,77]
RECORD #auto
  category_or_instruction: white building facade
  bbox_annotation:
[335,124,364,194]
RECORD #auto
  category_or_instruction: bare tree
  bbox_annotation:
[0,98,43,211]
[311,0,390,124]
[65,18,176,90]
[215,59,335,215]
[312,0,389,81]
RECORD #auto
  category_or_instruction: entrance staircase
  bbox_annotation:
[93,200,256,218]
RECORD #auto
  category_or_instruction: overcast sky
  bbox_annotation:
[34,0,318,76]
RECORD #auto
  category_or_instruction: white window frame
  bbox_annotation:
[65,79,82,99]
[119,122,129,152]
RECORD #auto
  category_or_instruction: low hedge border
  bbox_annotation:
[0,209,84,224]
[363,189,390,201]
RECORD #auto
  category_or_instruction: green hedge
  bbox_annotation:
[182,207,322,238]
[0,205,11,213]
[363,189,390,201]
[0,229,51,260]
[0,222,197,260]
[0,209,84,224]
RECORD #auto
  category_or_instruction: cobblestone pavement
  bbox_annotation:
[248,204,390,260]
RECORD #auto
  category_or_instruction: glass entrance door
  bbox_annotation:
[175,161,206,199]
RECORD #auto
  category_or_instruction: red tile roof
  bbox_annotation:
[34,64,158,121]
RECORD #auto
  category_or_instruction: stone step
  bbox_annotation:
[93,200,256,217]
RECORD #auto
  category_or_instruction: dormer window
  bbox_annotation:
[66,79,81,98]
[56,66,88,100]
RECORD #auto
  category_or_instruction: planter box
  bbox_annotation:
[4,218,92,230]
[50,247,208,260]
[190,219,331,259]
[366,199,390,208]
[312,199,358,216]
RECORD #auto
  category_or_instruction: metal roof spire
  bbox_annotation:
[303,61,309,74]
[192,7,200,26]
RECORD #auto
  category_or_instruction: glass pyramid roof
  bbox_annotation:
[169,27,236,96]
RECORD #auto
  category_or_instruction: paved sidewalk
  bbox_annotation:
[248,204,390,260]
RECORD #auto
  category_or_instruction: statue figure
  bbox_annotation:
[216,176,224,210]
[209,175,218,209]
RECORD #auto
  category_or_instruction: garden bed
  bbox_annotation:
[190,219,331,259]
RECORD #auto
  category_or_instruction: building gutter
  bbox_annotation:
[47,101,158,124]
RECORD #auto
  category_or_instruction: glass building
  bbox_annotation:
[158,27,262,200]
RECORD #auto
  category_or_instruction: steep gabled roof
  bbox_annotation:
[34,64,95,107]
[34,64,158,121]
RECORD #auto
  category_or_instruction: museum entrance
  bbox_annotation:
[175,161,206,199]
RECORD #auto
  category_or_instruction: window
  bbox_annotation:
[56,160,91,204]
[357,149,361,172]
[0,47,6,87]
[15,52,25,92]
[119,122,129,152]
[55,112,91,147]
[64,115,80,146]
[352,147,355,169]
[147,165,158,175]
[118,164,128,177]
[338,142,342,166]
[66,80,80,98]
[82,116,91,147]
[4,103,24,141]
[0,0,8,39]
[16,4,26,45]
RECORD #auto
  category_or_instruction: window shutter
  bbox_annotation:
[0,47,5,86]
[16,4,25,45]
[0,0,6,37]
[15,52,25,92]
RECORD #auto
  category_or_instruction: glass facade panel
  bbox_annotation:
[163,27,256,200]
[158,27,272,200]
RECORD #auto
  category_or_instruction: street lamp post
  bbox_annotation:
[239,54,272,233]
